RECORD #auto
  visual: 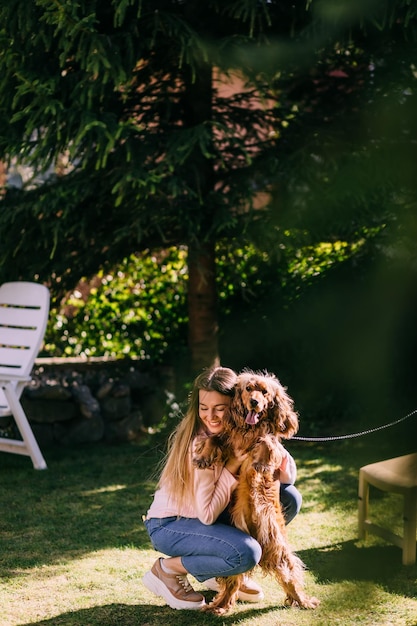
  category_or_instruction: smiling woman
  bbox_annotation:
[198,389,232,435]
[141,365,301,612]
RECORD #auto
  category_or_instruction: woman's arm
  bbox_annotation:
[193,464,237,524]
[191,438,243,524]
[278,448,297,484]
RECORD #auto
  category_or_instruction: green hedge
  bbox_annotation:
[44,236,363,363]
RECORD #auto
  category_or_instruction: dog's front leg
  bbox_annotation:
[192,435,225,469]
[250,435,286,475]
[202,575,242,615]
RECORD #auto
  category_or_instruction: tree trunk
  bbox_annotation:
[181,59,219,373]
[0,162,6,197]
[188,240,219,373]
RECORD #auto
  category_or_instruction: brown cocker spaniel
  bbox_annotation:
[193,370,319,615]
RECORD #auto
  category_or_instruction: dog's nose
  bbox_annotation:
[250,398,258,408]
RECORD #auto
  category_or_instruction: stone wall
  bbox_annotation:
[0,358,177,447]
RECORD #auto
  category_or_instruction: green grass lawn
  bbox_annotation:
[0,429,416,626]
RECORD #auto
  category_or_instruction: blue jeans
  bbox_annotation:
[144,516,262,581]
[215,483,302,526]
[144,484,301,582]
[280,483,302,525]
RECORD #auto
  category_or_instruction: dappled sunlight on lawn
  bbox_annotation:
[1,440,416,625]
[80,483,129,496]
[0,548,143,626]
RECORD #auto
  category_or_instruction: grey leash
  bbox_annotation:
[292,407,417,442]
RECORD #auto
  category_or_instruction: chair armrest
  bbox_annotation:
[0,375,31,383]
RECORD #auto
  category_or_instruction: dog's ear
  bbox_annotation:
[230,380,247,426]
[269,379,299,439]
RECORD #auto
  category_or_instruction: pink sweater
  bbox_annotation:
[145,439,297,525]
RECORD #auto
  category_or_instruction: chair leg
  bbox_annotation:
[2,383,47,470]
[358,470,369,540]
[402,491,417,566]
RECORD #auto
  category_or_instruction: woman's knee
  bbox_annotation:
[241,535,262,570]
[280,484,302,525]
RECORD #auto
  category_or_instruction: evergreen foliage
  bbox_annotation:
[44,237,360,362]
[1,0,417,372]
[0,0,415,288]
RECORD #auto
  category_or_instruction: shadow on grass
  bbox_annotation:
[291,434,415,512]
[301,540,417,598]
[0,442,160,576]
[19,601,288,626]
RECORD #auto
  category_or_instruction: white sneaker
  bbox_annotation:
[205,575,264,602]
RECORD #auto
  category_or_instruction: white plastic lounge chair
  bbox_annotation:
[0,281,50,469]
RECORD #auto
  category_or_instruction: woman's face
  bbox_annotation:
[198,389,231,435]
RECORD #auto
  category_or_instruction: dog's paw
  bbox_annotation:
[192,436,223,469]
[252,461,272,473]
[192,456,215,469]
[200,604,227,615]
[300,595,320,609]
[284,594,320,609]
[201,604,228,615]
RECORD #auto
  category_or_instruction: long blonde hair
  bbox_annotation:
[158,366,237,511]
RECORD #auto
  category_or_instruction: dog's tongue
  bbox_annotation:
[245,411,260,425]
